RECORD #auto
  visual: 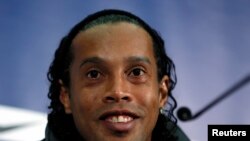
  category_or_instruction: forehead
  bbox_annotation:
[70,22,158,79]
[77,21,150,41]
[72,22,154,54]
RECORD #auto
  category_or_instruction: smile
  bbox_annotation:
[99,110,139,132]
[106,115,133,123]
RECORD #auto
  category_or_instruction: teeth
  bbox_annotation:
[108,115,133,123]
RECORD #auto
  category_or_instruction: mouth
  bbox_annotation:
[99,110,140,132]
[106,115,133,123]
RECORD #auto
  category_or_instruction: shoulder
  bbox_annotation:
[42,124,60,141]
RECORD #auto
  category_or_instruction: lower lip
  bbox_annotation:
[101,119,136,132]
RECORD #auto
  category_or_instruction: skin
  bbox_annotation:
[59,22,169,141]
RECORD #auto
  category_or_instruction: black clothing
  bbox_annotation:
[41,124,190,141]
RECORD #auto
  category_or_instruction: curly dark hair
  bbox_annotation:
[47,9,178,141]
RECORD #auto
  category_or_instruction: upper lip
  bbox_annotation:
[99,109,140,120]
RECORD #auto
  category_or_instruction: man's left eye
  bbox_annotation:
[129,68,145,76]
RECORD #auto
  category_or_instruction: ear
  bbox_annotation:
[159,75,169,108]
[59,79,72,114]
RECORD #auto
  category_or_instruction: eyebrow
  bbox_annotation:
[80,57,104,68]
[126,56,151,65]
[79,56,151,68]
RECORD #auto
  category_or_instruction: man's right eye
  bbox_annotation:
[86,70,101,79]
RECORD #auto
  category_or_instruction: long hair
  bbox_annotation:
[47,9,178,141]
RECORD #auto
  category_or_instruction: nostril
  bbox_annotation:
[102,92,132,103]
[105,96,115,101]
[121,96,130,101]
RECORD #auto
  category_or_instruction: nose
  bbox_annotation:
[103,91,131,103]
[102,76,132,103]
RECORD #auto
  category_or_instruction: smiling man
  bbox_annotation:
[43,9,185,141]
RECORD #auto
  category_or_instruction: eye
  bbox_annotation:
[87,70,101,79]
[129,68,145,77]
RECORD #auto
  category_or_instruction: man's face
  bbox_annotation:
[60,22,169,141]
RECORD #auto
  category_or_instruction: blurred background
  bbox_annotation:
[1,0,250,140]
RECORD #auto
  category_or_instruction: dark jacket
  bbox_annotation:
[41,125,59,141]
[41,124,190,141]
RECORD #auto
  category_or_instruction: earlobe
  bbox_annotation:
[159,75,169,107]
[59,80,72,114]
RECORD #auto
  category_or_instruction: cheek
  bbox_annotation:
[69,80,108,120]
[69,88,102,134]
[70,88,100,113]
[135,86,160,134]
[134,84,161,111]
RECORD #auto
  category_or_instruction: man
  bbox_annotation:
[43,9,188,141]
